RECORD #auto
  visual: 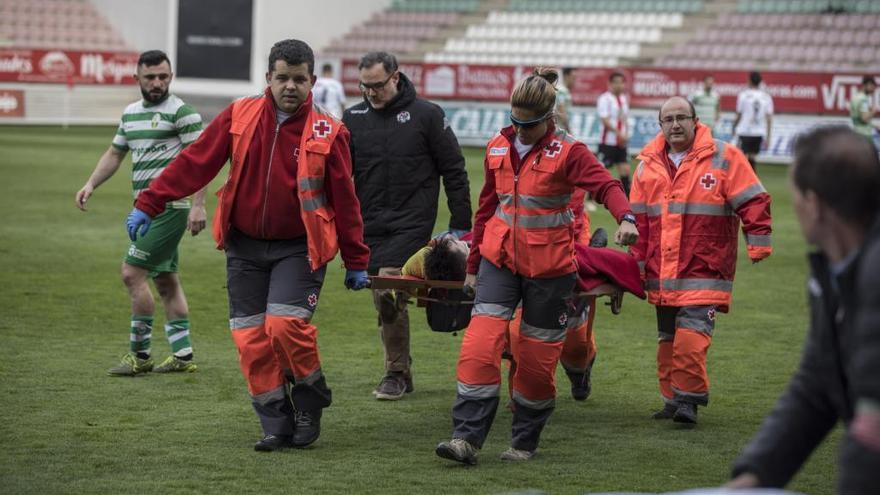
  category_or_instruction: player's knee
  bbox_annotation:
[120,263,149,289]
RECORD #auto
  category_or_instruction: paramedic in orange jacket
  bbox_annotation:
[630,96,772,424]
[125,40,371,451]
[435,68,639,465]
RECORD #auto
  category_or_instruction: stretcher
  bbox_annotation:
[369,275,624,314]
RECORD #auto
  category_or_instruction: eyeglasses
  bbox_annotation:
[358,72,396,92]
[659,114,695,126]
[509,111,552,129]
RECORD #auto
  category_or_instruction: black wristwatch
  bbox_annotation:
[620,213,637,225]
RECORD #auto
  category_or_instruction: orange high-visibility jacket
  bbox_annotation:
[211,96,342,271]
[479,130,579,278]
[629,125,772,312]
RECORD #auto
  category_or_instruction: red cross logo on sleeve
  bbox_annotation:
[700,173,717,190]
[313,120,332,138]
[544,140,562,158]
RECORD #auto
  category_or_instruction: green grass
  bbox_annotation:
[0,126,836,494]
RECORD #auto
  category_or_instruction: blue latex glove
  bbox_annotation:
[126,208,152,241]
[344,269,369,290]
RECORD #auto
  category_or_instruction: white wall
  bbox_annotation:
[91,0,391,97]
[89,0,170,52]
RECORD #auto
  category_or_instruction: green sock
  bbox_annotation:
[130,315,153,356]
[165,319,193,358]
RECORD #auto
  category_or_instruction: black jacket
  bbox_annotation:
[732,219,880,493]
[343,73,472,271]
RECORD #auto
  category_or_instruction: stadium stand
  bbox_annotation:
[658,3,880,72]
[320,11,463,61]
[0,0,132,51]
[320,0,878,72]
[424,1,700,67]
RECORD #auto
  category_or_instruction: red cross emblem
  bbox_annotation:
[313,120,332,138]
[707,308,716,321]
[544,140,562,158]
[700,173,717,190]
[307,293,318,307]
[558,312,568,327]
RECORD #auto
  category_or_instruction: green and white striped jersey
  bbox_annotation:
[111,94,203,208]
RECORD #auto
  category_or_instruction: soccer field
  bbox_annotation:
[0,125,836,494]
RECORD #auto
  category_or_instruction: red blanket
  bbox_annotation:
[574,244,646,299]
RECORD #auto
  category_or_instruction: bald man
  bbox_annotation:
[629,96,773,424]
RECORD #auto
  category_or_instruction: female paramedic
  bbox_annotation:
[435,68,639,464]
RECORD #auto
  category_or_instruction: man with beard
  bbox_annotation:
[344,51,472,401]
[126,39,370,451]
[76,50,206,376]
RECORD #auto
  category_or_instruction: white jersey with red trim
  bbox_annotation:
[597,91,629,146]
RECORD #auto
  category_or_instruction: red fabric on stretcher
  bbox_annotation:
[574,244,646,299]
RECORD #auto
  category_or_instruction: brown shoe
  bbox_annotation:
[374,373,408,400]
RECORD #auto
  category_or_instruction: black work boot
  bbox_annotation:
[673,402,698,424]
[292,409,322,447]
[652,402,678,420]
[254,434,293,452]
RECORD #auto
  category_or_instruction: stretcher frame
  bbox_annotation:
[369,275,624,314]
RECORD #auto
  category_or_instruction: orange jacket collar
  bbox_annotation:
[639,123,716,164]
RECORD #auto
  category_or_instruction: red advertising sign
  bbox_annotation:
[341,60,877,115]
[0,89,24,117]
[0,48,138,85]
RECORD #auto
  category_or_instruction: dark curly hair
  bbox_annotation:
[268,39,314,74]
[424,237,467,281]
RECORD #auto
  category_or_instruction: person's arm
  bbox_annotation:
[187,186,208,235]
[427,104,472,231]
[466,154,499,275]
[763,95,774,150]
[840,239,880,493]
[324,126,370,271]
[174,103,208,235]
[714,97,721,127]
[336,82,347,116]
[135,105,234,218]
[565,143,637,245]
[732,93,744,139]
[724,146,772,262]
[597,95,617,135]
[75,145,127,211]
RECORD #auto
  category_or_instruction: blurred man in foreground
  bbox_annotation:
[728,126,880,493]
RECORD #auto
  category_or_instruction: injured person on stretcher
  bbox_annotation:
[369,228,646,402]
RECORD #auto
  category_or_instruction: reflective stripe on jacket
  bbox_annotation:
[212,96,341,270]
[479,129,578,278]
[629,124,772,311]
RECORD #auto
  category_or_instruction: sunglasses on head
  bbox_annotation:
[509,111,552,129]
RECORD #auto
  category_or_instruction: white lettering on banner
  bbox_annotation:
[0,93,19,112]
[185,35,243,47]
[820,75,872,112]
[456,66,511,99]
[38,51,74,79]
[437,102,867,164]
[424,66,455,96]
[0,54,33,74]
[81,54,137,84]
